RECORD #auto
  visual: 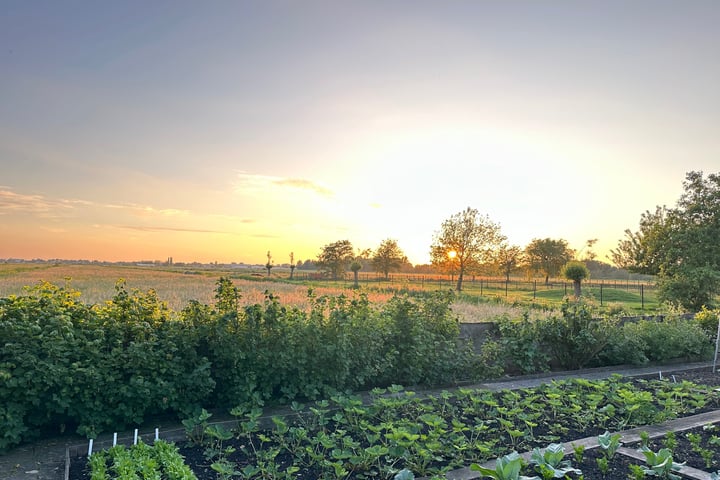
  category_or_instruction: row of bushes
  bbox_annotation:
[1,278,716,451]
[0,279,496,450]
[496,300,717,374]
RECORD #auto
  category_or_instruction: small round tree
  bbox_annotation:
[562,261,590,299]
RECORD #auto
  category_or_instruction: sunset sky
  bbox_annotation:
[2,1,719,266]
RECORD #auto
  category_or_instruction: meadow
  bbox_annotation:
[0,262,659,320]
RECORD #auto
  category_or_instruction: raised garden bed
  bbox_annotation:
[65,367,720,480]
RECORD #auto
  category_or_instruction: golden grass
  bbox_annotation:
[0,263,397,312]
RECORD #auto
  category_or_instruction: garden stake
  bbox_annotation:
[155,428,159,442]
[714,312,720,373]
[113,432,117,446]
[134,429,138,445]
[87,439,93,457]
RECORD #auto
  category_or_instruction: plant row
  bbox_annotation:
[496,300,715,373]
[0,279,495,450]
[471,427,720,480]
[168,375,720,479]
[86,439,196,480]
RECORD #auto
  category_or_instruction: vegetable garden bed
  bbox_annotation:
[67,368,720,480]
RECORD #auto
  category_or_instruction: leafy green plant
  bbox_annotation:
[639,447,684,480]
[628,464,646,480]
[530,443,581,479]
[571,444,584,464]
[497,312,550,374]
[90,440,196,480]
[535,299,617,370]
[182,409,212,447]
[394,469,415,480]
[88,451,109,480]
[471,452,539,480]
[210,459,241,480]
[596,456,609,475]
[598,431,622,458]
[662,431,676,451]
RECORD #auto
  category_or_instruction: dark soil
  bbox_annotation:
[566,422,720,479]
[66,367,720,480]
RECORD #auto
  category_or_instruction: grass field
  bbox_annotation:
[0,263,659,320]
[0,263,398,312]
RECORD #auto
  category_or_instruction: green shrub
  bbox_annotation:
[624,316,712,363]
[497,312,550,374]
[535,300,617,370]
[695,306,720,337]
[0,279,529,451]
[595,325,649,367]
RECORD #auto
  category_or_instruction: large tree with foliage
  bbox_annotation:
[430,207,505,291]
[316,239,355,280]
[372,239,407,280]
[525,238,573,285]
[611,171,720,310]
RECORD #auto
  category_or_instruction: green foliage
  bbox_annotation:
[561,261,590,298]
[561,261,590,282]
[430,207,505,291]
[471,451,539,480]
[598,431,622,458]
[695,306,720,336]
[90,440,196,480]
[536,300,617,370]
[622,316,712,363]
[525,238,573,285]
[0,281,214,449]
[497,312,551,374]
[172,374,717,479]
[373,238,407,280]
[530,443,581,479]
[0,281,495,450]
[316,239,355,280]
[612,171,720,311]
[639,446,684,480]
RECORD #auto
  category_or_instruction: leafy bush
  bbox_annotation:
[695,306,720,337]
[595,325,649,367]
[0,280,498,450]
[624,316,713,362]
[535,300,617,370]
[497,312,550,374]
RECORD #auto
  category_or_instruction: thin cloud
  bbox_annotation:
[272,178,333,196]
[234,173,334,197]
[0,188,193,220]
[0,189,73,216]
[117,225,228,234]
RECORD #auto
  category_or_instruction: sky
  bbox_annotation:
[1,1,719,266]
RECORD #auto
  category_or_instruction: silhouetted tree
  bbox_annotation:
[430,207,505,291]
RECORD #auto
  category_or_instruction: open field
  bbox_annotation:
[0,263,398,312]
[0,263,660,318]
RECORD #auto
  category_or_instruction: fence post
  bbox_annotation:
[641,284,644,310]
[713,312,720,373]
